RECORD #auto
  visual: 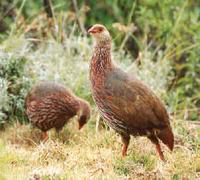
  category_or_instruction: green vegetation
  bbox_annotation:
[0,0,200,179]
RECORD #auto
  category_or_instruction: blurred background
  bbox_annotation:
[0,0,200,179]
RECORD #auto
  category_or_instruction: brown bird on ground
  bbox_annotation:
[25,81,90,141]
[88,24,174,161]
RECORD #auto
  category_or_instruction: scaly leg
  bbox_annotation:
[121,134,130,157]
[41,131,48,142]
[56,129,61,140]
[156,143,165,161]
[148,135,165,161]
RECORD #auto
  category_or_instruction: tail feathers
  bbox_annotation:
[158,127,174,151]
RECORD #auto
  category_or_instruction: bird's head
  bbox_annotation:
[77,100,91,130]
[88,24,111,45]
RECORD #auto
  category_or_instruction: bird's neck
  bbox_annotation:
[90,42,113,79]
[78,99,89,115]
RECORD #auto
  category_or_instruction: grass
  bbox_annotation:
[0,115,200,179]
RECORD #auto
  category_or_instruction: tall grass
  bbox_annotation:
[0,26,174,125]
[1,0,199,115]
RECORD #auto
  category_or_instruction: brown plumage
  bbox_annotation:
[88,24,174,161]
[25,81,90,141]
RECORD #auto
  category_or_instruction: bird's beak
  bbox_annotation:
[88,27,97,34]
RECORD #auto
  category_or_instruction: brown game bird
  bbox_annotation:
[25,81,90,141]
[88,24,174,161]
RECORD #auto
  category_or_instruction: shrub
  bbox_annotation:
[0,50,31,125]
[0,33,173,125]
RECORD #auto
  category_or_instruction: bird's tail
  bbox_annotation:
[158,127,174,151]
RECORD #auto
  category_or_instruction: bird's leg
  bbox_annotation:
[41,131,48,142]
[56,129,61,140]
[121,134,130,157]
[148,135,165,161]
[155,143,165,161]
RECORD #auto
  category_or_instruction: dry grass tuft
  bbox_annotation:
[0,116,200,179]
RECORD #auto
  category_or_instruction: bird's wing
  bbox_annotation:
[30,81,68,99]
[42,93,79,116]
[25,81,73,106]
[104,68,169,130]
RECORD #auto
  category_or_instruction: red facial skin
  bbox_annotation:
[88,27,103,34]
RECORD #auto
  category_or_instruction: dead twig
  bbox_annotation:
[90,168,104,177]
[186,121,200,126]
[43,0,53,18]
[71,0,87,35]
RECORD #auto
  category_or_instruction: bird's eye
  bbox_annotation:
[98,27,103,32]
